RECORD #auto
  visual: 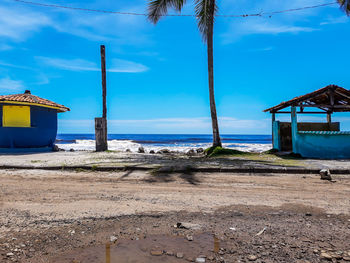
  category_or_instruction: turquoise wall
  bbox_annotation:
[295,131,350,159]
[272,121,281,150]
[290,106,350,159]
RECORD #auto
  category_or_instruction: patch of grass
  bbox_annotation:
[205,146,248,157]
[263,148,279,154]
[91,165,98,171]
[105,150,117,153]
[30,160,42,163]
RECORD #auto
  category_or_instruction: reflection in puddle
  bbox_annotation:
[55,233,224,263]
[105,243,110,263]
[213,236,220,253]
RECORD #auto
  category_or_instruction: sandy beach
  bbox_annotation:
[0,151,350,262]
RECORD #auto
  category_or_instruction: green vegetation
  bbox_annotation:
[205,146,249,157]
[263,148,279,154]
[105,150,117,153]
[204,146,305,167]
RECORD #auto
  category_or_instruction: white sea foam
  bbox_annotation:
[56,139,271,153]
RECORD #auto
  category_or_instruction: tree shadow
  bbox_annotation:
[143,172,175,183]
[179,171,200,185]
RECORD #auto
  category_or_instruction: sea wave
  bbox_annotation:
[56,139,271,153]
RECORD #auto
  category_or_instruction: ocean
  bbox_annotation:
[56,134,272,153]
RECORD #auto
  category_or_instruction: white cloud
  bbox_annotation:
[0,1,152,47]
[0,43,12,51]
[0,5,51,41]
[0,60,34,70]
[320,16,349,25]
[220,0,337,43]
[36,56,149,73]
[247,46,274,52]
[0,77,25,93]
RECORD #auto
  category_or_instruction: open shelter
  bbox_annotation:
[264,85,350,159]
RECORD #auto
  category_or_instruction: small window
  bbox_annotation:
[2,105,31,127]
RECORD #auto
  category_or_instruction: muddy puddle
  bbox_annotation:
[54,233,222,263]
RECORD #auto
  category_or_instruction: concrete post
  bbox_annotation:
[272,113,275,149]
[291,106,298,154]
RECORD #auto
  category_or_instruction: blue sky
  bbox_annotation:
[0,0,350,134]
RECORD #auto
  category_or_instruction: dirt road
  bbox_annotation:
[1,169,350,262]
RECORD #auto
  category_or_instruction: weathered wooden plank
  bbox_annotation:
[95,117,107,152]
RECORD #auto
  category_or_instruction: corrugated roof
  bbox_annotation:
[264,85,350,113]
[0,90,70,112]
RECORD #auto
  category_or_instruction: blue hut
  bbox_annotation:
[264,85,350,159]
[0,90,70,151]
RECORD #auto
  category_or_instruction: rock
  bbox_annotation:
[320,252,332,260]
[320,169,332,181]
[196,258,206,263]
[186,149,196,156]
[305,212,312,217]
[149,150,155,154]
[150,250,163,256]
[248,255,257,261]
[52,145,59,152]
[176,252,184,258]
[186,257,195,262]
[331,252,343,260]
[343,256,350,261]
[166,251,174,256]
[138,147,145,153]
[157,149,170,154]
[69,148,75,152]
[175,222,201,230]
[196,148,204,154]
[186,235,194,241]
[6,252,14,257]
[110,236,117,243]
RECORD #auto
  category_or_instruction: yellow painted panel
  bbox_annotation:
[3,105,31,127]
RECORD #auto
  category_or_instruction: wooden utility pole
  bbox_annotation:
[95,45,108,151]
[101,45,107,119]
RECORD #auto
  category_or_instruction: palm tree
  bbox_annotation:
[148,0,222,147]
[338,0,350,15]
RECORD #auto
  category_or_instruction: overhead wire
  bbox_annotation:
[11,0,339,18]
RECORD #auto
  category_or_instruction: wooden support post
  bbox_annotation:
[95,45,108,152]
[101,45,107,119]
[327,113,332,124]
[95,117,107,151]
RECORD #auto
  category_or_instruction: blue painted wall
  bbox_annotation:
[272,121,281,150]
[0,105,57,148]
[289,106,350,159]
[295,131,350,159]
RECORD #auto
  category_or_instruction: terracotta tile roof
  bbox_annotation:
[0,90,70,112]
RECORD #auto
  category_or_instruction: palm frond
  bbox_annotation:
[194,0,218,42]
[148,0,186,24]
[338,0,350,15]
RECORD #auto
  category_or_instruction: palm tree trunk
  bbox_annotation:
[207,1,221,147]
